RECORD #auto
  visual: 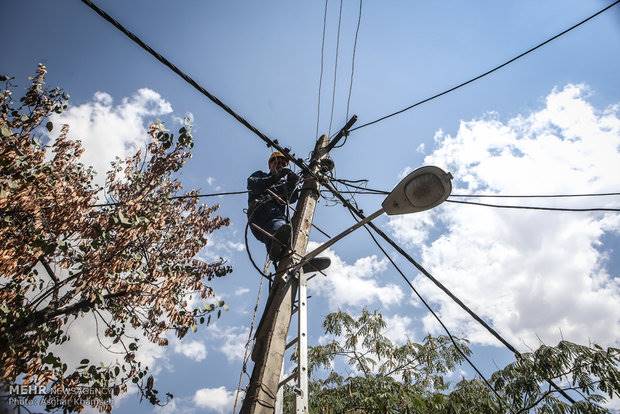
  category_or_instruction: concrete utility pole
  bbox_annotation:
[240,135,330,414]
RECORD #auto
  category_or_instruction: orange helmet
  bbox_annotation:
[268,151,288,163]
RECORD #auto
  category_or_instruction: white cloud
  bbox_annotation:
[390,84,620,348]
[173,339,207,361]
[153,395,200,414]
[172,111,194,126]
[234,287,250,296]
[199,234,245,263]
[193,387,240,413]
[398,166,414,179]
[153,398,178,414]
[388,210,436,246]
[48,88,173,185]
[603,396,620,411]
[49,311,167,373]
[208,324,248,362]
[383,314,416,345]
[226,241,246,252]
[306,242,404,310]
[206,176,216,186]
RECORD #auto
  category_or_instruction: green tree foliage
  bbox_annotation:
[284,309,620,413]
[0,65,232,412]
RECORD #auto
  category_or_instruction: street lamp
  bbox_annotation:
[295,165,452,272]
[277,166,452,414]
[382,165,453,215]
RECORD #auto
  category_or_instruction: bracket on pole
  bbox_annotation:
[325,115,358,152]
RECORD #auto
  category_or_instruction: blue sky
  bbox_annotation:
[3,1,620,412]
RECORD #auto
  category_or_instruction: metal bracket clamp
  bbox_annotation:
[283,269,301,283]
[300,175,324,200]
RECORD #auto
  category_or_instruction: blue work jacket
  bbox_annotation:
[246,170,299,222]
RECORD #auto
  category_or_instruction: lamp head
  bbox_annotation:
[382,166,452,215]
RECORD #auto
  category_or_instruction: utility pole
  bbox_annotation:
[241,134,330,414]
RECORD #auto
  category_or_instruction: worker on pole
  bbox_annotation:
[247,151,300,263]
[247,151,330,271]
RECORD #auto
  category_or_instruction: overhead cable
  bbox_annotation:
[349,207,512,411]
[80,0,312,179]
[90,190,249,207]
[327,186,620,198]
[320,177,577,404]
[446,199,620,212]
[333,186,620,211]
[314,0,330,140]
[328,0,344,136]
[232,268,266,414]
[81,0,337,240]
[350,0,620,132]
[345,0,363,123]
[82,0,576,401]
[451,192,620,198]
[332,0,363,150]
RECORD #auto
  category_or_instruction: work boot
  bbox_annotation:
[268,223,292,261]
[302,257,331,274]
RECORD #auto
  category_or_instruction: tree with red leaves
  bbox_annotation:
[0,65,231,412]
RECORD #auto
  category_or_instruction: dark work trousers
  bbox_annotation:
[249,210,288,256]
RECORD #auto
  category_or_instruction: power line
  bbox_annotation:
[345,0,363,123]
[446,199,620,212]
[451,192,620,198]
[332,0,363,151]
[81,0,339,238]
[329,186,620,211]
[330,179,388,194]
[350,0,620,132]
[232,266,266,414]
[333,181,511,405]
[314,0,329,140]
[320,177,577,404]
[327,0,344,136]
[81,0,578,402]
[349,207,512,411]
[92,188,335,237]
[90,190,249,207]
[333,186,620,199]
[335,181,511,410]
[80,0,312,180]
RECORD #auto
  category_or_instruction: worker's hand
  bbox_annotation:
[270,168,288,183]
[286,170,300,184]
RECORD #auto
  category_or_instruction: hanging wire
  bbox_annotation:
[314,0,330,140]
[90,190,249,208]
[232,264,267,413]
[446,199,620,212]
[450,192,620,198]
[349,0,620,132]
[345,0,363,123]
[317,176,578,403]
[327,0,344,136]
[346,206,514,412]
[332,0,363,150]
[79,0,324,194]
